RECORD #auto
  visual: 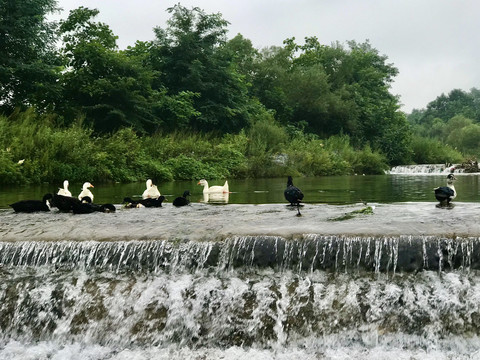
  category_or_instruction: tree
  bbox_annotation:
[420,88,480,123]
[224,33,259,87]
[249,37,411,164]
[150,4,252,133]
[0,0,60,113]
[58,7,162,133]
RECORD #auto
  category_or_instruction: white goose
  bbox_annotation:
[197,179,229,193]
[57,180,72,197]
[78,182,94,201]
[142,179,161,199]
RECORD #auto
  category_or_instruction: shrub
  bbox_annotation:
[0,150,24,184]
[351,145,389,175]
[411,136,463,164]
[165,155,222,180]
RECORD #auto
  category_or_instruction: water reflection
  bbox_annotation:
[202,192,229,204]
[2,174,480,208]
[436,203,456,210]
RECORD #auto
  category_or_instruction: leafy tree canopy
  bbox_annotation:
[0,0,60,112]
[150,4,252,133]
[1,3,417,165]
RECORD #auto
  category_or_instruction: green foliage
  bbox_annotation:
[409,88,480,144]
[58,7,164,134]
[165,155,222,180]
[351,145,390,175]
[247,112,288,156]
[4,3,470,169]
[0,150,24,185]
[151,4,252,133]
[410,136,463,164]
[329,206,374,221]
[248,37,411,163]
[284,134,388,177]
[422,89,480,123]
[0,111,396,185]
[0,0,60,112]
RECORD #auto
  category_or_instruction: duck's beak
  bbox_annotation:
[90,184,95,188]
[197,181,201,185]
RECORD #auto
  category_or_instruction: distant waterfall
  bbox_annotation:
[387,164,464,174]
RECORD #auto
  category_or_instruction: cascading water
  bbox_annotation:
[1,236,480,359]
[387,164,464,175]
[2,203,480,359]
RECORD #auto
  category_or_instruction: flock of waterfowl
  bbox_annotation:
[7,171,457,215]
[5,177,224,212]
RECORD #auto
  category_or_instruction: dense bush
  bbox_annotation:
[410,136,463,164]
[0,110,461,185]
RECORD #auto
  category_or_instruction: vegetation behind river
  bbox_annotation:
[1,2,477,185]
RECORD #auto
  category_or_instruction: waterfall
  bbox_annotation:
[387,164,464,174]
[1,235,479,273]
[1,235,480,360]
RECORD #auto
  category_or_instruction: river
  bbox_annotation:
[2,171,480,207]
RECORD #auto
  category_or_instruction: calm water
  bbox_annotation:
[1,174,479,209]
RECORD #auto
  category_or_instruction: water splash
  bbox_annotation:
[2,236,480,359]
[2,235,479,273]
[387,164,465,175]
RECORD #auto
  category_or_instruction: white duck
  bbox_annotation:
[57,180,72,197]
[78,182,94,201]
[197,179,229,193]
[142,179,161,199]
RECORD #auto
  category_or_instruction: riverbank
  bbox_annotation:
[0,111,392,186]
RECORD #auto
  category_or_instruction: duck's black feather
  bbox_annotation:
[72,199,116,214]
[140,195,165,207]
[123,195,166,208]
[51,194,79,212]
[173,190,191,207]
[434,186,455,202]
[9,193,53,213]
[434,173,456,204]
[284,176,304,205]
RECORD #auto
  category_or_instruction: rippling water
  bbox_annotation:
[2,174,480,208]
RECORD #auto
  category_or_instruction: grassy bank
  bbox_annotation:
[0,110,398,185]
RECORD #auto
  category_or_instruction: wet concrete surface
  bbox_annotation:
[1,202,479,242]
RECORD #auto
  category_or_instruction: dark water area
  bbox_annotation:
[1,173,479,208]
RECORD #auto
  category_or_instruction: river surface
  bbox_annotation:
[1,173,480,208]
[2,172,480,359]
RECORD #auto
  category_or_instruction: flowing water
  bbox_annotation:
[2,169,480,359]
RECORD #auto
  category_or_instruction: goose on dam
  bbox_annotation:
[57,180,72,197]
[434,173,456,205]
[78,182,94,201]
[197,179,229,193]
[173,190,191,207]
[284,176,304,216]
[9,193,53,213]
[142,179,161,199]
